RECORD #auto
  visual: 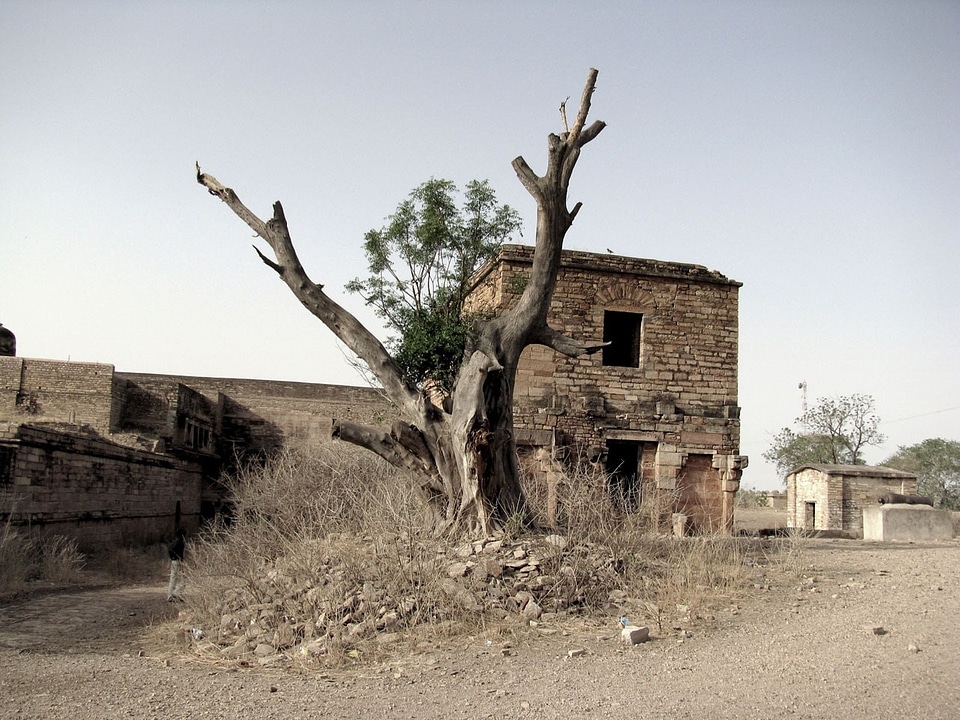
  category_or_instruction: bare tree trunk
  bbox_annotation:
[197,69,607,536]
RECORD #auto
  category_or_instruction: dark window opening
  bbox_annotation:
[0,447,15,485]
[602,311,642,368]
[606,440,641,510]
[178,417,212,452]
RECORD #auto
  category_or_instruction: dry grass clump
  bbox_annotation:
[524,457,760,622]
[176,443,783,668]
[0,520,86,594]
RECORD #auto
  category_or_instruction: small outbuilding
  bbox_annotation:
[786,464,918,538]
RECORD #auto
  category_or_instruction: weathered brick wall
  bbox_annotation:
[0,356,23,416]
[677,453,725,532]
[466,245,745,531]
[0,422,201,550]
[116,375,179,436]
[0,357,117,433]
[467,246,741,449]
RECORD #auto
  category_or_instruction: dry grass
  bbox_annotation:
[176,442,789,667]
[0,520,86,594]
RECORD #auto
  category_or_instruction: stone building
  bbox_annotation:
[786,464,918,538]
[465,245,747,532]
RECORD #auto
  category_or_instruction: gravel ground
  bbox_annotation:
[1,538,958,719]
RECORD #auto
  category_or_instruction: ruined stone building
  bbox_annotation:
[0,245,747,546]
[466,245,747,532]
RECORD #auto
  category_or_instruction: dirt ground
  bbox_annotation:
[1,537,958,720]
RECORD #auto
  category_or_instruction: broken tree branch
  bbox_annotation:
[568,67,599,140]
[197,163,422,421]
[532,326,610,357]
[332,419,440,481]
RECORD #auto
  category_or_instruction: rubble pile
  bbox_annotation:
[181,532,656,665]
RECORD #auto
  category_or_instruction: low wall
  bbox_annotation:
[862,504,954,542]
[0,423,201,551]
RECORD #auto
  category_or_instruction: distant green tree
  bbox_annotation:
[346,178,522,391]
[763,428,836,478]
[883,438,960,509]
[734,487,767,508]
[763,394,885,481]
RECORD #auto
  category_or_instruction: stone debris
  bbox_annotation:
[621,625,651,644]
[178,532,679,665]
[567,648,587,657]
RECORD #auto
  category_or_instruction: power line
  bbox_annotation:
[885,404,960,424]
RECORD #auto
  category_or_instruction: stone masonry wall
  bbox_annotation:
[465,245,745,530]
[118,373,393,453]
[841,474,917,537]
[789,468,839,531]
[0,422,202,550]
[0,359,396,547]
[466,245,742,453]
[0,356,118,433]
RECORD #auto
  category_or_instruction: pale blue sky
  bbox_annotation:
[2,1,958,489]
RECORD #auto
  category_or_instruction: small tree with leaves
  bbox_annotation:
[883,438,960,509]
[764,394,885,480]
[345,178,521,392]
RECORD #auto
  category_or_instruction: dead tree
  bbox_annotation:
[197,68,607,535]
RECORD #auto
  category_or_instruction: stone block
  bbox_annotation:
[657,476,677,491]
[863,505,954,542]
[621,625,650,644]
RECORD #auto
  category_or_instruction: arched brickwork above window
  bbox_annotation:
[594,283,657,316]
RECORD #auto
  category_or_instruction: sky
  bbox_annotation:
[1,1,958,490]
